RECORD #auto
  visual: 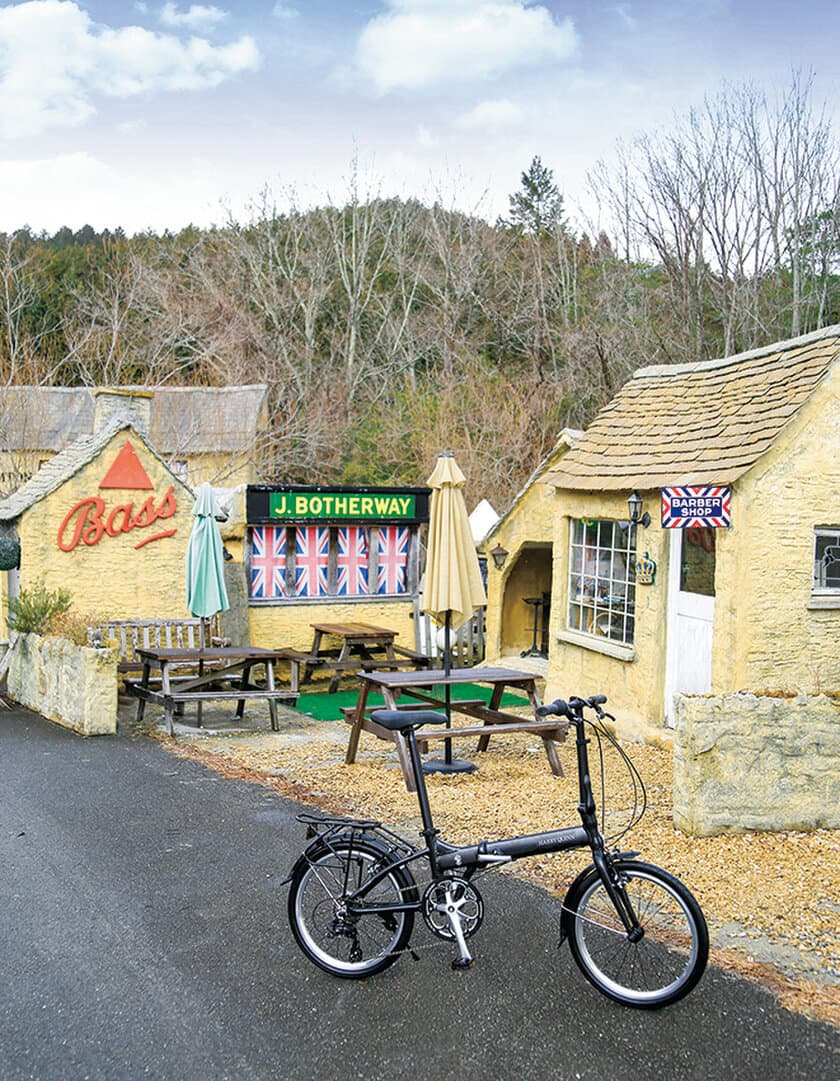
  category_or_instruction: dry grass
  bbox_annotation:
[159,713,839,1028]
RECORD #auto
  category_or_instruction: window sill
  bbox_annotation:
[556,627,635,662]
[807,595,840,610]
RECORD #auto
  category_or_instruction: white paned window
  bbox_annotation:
[813,528,840,594]
[568,519,636,646]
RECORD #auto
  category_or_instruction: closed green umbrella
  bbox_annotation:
[421,452,487,772]
[185,482,230,629]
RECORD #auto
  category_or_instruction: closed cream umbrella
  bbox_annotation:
[421,452,487,772]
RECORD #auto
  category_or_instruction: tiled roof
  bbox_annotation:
[543,326,840,492]
[0,385,267,454]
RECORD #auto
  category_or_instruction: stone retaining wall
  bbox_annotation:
[673,692,840,836]
[7,633,118,735]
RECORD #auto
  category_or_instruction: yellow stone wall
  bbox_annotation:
[177,451,257,489]
[482,437,577,659]
[248,600,418,653]
[0,448,256,493]
[16,433,195,621]
[712,363,840,694]
[545,492,670,732]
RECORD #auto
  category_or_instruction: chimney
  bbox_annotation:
[92,388,153,437]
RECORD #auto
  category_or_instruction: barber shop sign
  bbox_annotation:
[661,486,731,529]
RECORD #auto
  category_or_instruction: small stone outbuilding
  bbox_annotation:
[538,325,840,733]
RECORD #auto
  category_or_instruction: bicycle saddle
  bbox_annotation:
[370,709,448,732]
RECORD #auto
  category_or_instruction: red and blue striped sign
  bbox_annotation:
[661,486,731,528]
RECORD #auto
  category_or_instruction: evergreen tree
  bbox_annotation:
[505,156,565,235]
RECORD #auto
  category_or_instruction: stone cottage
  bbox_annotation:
[536,325,840,734]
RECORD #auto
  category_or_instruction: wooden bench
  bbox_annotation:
[89,617,229,677]
[277,646,432,694]
[340,703,565,754]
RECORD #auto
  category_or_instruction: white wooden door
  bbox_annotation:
[664,528,716,724]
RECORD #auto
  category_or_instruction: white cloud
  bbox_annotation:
[416,124,439,148]
[159,3,228,30]
[0,151,223,233]
[355,0,578,93]
[0,0,259,138]
[271,2,299,18]
[456,98,524,130]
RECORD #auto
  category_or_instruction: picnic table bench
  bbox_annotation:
[278,622,431,694]
[344,667,567,792]
[126,646,297,736]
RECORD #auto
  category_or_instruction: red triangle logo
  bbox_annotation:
[99,441,155,490]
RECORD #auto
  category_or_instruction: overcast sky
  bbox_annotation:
[1,0,838,235]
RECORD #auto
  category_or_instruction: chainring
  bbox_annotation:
[422,877,484,941]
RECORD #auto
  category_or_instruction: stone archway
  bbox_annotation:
[499,544,553,657]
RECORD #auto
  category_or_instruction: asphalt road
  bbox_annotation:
[1,705,837,1081]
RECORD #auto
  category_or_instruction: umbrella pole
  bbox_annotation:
[444,613,452,765]
[423,611,475,775]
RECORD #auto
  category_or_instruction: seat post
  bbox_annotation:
[404,726,441,873]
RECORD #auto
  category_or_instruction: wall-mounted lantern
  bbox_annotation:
[627,491,651,529]
[490,543,509,570]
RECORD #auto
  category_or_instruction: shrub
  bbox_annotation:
[43,610,100,647]
[8,581,72,635]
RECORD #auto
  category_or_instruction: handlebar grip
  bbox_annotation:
[536,699,572,718]
[589,694,608,706]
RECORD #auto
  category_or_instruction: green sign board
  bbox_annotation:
[269,491,417,521]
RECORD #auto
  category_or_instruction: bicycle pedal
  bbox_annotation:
[451,957,475,970]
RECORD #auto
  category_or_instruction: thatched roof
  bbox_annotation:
[0,417,181,523]
[0,385,268,455]
[543,327,840,492]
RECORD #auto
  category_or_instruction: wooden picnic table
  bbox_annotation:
[128,646,298,736]
[279,621,430,694]
[344,667,568,792]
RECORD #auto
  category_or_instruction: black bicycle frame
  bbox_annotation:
[342,704,642,940]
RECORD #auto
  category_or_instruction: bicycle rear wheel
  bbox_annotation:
[287,836,417,978]
[563,860,708,1008]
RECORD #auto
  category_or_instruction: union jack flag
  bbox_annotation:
[337,526,369,595]
[295,526,330,596]
[250,526,287,599]
[377,526,408,594]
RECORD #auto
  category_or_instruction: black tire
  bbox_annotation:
[287,836,417,978]
[563,860,708,1008]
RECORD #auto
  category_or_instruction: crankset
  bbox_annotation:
[422,877,484,941]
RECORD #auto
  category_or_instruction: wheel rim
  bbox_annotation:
[573,869,701,1003]
[293,849,407,974]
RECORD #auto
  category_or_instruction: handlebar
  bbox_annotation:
[536,694,607,719]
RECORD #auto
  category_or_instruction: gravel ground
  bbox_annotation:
[131,700,840,1028]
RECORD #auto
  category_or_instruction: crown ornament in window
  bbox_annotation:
[0,536,20,570]
[634,551,657,585]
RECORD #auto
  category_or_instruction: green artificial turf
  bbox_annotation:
[292,683,527,722]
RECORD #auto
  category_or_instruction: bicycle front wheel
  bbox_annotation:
[287,837,417,978]
[563,860,708,1008]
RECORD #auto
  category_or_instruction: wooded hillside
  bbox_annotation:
[2,75,838,509]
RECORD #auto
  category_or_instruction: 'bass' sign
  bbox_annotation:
[661,486,731,528]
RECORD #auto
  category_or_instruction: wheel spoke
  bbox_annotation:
[567,862,707,1008]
